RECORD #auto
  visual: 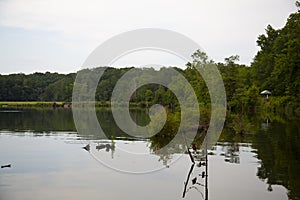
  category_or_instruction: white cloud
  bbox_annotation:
[0,0,297,73]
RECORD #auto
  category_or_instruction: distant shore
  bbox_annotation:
[0,101,148,108]
[0,101,66,108]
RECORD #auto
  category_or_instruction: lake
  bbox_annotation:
[0,108,299,200]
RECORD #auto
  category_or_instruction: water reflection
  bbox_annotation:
[0,108,299,199]
[0,108,76,132]
[252,119,300,200]
[182,141,208,200]
[218,143,241,164]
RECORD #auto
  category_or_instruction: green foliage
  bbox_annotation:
[220,6,300,114]
[0,72,65,101]
[252,8,300,99]
[149,111,181,149]
[41,73,75,101]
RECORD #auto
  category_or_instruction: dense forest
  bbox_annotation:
[0,3,299,114]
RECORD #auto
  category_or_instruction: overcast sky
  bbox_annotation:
[0,0,297,74]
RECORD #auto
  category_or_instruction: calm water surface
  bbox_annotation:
[0,108,299,200]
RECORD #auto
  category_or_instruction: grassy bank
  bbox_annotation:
[0,101,65,108]
[0,101,142,108]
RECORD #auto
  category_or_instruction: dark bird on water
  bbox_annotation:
[192,177,197,185]
[96,143,115,152]
[96,144,106,151]
[82,144,90,152]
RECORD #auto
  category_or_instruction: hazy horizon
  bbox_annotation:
[0,0,297,74]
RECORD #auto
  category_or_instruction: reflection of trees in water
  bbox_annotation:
[149,112,300,200]
[2,108,299,199]
[182,137,208,199]
[252,119,300,200]
[224,114,300,200]
[226,114,261,135]
[0,108,143,139]
[147,109,209,199]
[0,108,76,132]
[218,143,240,164]
[220,114,300,200]
[149,135,185,167]
[149,126,207,167]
